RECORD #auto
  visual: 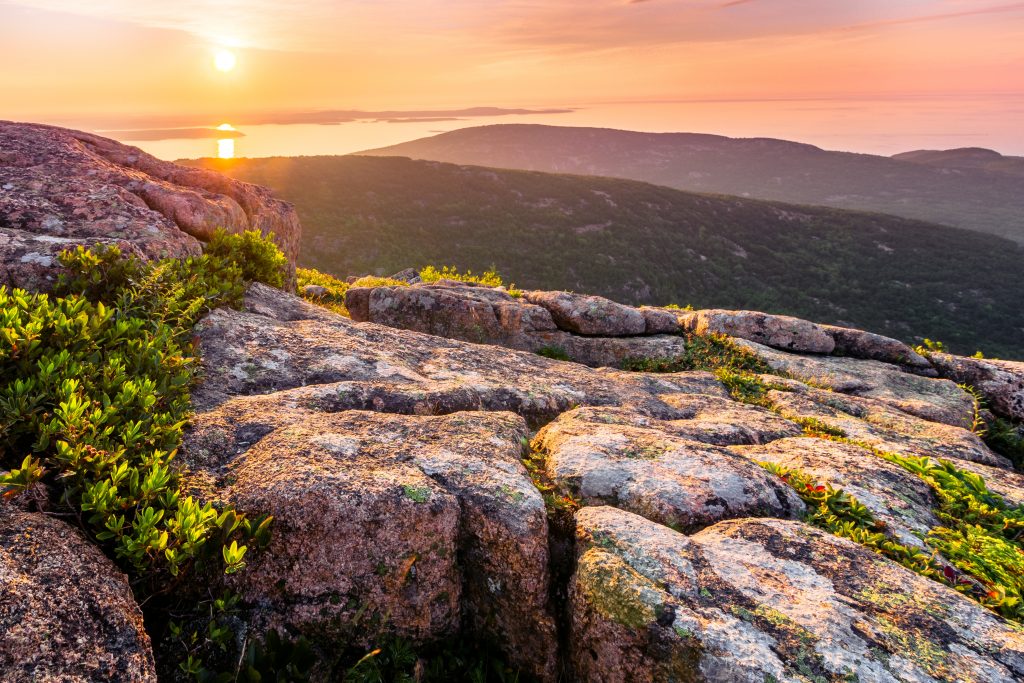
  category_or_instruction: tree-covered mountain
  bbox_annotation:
[892,147,1024,178]
[185,154,1024,358]
[360,124,1024,244]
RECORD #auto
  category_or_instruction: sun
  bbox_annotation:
[214,48,237,72]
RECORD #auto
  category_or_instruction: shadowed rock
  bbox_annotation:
[0,507,156,682]
[929,352,1024,421]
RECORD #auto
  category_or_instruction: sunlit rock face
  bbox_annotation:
[178,283,1024,681]
[0,121,300,290]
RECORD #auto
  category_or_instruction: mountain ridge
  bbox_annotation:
[360,123,1024,243]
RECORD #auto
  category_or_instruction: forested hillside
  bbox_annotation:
[186,154,1024,358]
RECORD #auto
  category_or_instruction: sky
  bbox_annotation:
[1,0,1022,149]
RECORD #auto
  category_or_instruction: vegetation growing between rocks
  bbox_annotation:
[0,231,289,679]
[764,443,1024,622]
[297,266,351,316]
[622,333,792,406]
[420,264,504,288]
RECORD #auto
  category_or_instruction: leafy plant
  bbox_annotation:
[420,265,504,288]
[204,228,289,289]
[350,276,411,289]
[984,415,1024,470]
[0,233,291,678]
[914,338,946,356]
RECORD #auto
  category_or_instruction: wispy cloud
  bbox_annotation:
[8,0,1021,54]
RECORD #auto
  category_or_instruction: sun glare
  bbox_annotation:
[214,48,237,72]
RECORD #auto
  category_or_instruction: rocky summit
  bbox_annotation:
[0,121,300,289]
[2,125,1024,682]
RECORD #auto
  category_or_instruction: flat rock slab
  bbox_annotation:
[0,121,299,287]
[525,290,647,336]
[571,507,1024,683]
[350,282,557,347]
[733,436,941,548]
[0,507,156,682]
[193,284,725,424]
[679,309,836,354]
[554,400,801,447]
[765,383,1011,468]
[738,339,976,427]
[186,408,557,681]
[534,410,805,531]
[532,331,688,368]
[929,352,1024,421]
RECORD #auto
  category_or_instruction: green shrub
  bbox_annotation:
[0,234,291,678]
[420,265,504,288]
[297,267,350,317]
[984,416,1024,470]
[350,276,410,289]
[768,434,1024,622]
[204,228,288,289]
[761,462,954,594]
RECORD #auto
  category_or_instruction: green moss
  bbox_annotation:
[576,548,659,630]
[402,484,431,503]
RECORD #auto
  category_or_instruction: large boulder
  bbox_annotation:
[0,121,300,288]
[0,507,156,682]
[929,352,1024,421]
[347,280,556,348]
[524,290,647,336]
[679,309,836,354]
[533,408,805,531]
[185,408,558,680]
[570,507,1024,683]
[821,323,930,368]
[346,281,687,368]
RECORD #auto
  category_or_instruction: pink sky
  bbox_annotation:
[2,0,1022,131]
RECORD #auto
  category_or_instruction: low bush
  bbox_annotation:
[0,230,287,678]
[297,267,351,316]
[420,265,504,288]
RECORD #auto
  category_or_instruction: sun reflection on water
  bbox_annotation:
[216,123,236,159]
